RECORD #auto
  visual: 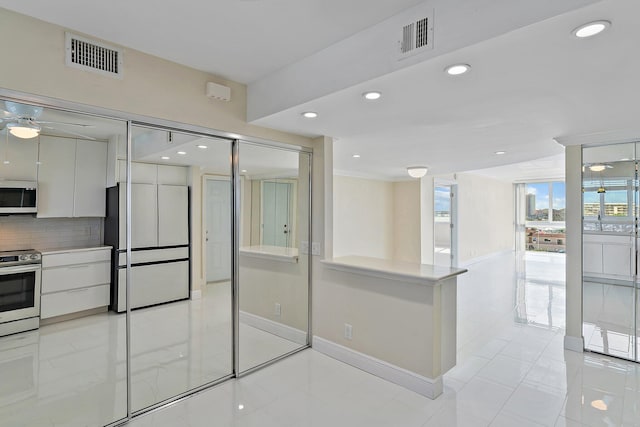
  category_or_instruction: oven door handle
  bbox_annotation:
[0,264,40,274]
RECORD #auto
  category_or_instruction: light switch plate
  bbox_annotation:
[311,242,321,256]
[300,241,309,255]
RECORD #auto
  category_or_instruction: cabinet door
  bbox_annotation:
[131,183,158,248]
[74,140,107,217]
[158,185,189,246]
[37,136,76,218]
[583,243,603,275]
[0,138,38,181]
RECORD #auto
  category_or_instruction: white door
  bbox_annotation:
[205,177,231,283]
[261,181,292,247]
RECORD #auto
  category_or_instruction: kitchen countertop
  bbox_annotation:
[321,255,467,285]
[240,245,299,263]
[38,245,112,255]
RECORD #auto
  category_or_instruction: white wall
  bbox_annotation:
[393,180,421,263]
[456,173,514,263]
[333,175,394,259]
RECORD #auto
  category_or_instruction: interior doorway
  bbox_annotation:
[434,184,457,267]
[204,176,231,283]
[260,180,295,248]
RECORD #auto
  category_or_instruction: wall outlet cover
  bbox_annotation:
[311,242,321,256]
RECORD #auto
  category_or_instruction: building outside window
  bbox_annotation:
[524,181,566,252]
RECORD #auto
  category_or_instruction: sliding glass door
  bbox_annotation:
[582,143,638,361]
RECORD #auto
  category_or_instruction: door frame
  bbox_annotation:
[433,180,458,267]
[202,174,232,284]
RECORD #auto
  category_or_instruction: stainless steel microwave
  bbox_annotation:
[0,181,37,214]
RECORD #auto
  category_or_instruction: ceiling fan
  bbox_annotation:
[1,101,96,140]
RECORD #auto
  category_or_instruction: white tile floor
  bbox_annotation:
[128,251,640,427]
[4,251,640,426]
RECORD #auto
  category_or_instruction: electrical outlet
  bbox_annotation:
[344,323,353,340]
[300,241,309,255]
[274,303,281,317]
[311,242,321,256]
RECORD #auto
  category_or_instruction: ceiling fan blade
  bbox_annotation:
[38,120,94,128]
[42,126,97,140]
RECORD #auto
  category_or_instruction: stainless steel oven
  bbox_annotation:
[0,250,41,337]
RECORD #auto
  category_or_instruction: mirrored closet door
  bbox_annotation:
[582,142,638,361]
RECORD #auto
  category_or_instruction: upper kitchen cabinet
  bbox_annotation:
[38,136,107,218]
[0,137,39,181]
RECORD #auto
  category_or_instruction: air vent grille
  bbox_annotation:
[398,12,434,60]
[65,32,123,78]
[401,23,415,54]
[416,17,429,49]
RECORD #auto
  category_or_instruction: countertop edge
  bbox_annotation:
[39,245,113,255]
[321,258,468,285]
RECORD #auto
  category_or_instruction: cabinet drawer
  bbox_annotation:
[118,247,189,266]
[42,262,110,293]
[42,249,111,268]
[41,284,110,319]
[116,260,189,311]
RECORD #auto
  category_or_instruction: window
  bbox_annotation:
[525,182,565,223]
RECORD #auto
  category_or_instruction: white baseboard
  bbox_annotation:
[191,289,202,299]
[312,336,443,399]
[239,311,307,345]
[564,335,584,353]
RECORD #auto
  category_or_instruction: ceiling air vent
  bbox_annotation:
[398,12,434,60]
[65,32,123,78]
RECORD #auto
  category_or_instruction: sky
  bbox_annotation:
[527,182,565,209]
[435,186,450,212]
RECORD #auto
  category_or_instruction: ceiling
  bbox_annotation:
[0,0,636,182]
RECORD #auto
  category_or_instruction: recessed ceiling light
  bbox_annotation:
[241,169,247,173]
[177,151,186,155]
[352,154,361,158]
[590,400,608,411]
[197,145,208,149]
[3,160,10,165]
[301,111,318,119]
[495,151,506,155]
[573,20,610,38]
[362,91,382,100]
[445,64,470,76]
[161,156,170,160]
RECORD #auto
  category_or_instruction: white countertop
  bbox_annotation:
[38,245,112,255]
[321,256,467,285]
[240,245,299,263]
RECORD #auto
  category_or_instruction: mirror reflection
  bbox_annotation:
[0,100,128,426]
[238,143,310,372]
[126,126,233,412]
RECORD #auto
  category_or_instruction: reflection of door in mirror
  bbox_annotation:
[205,176,231,282]
[260,180,295,248]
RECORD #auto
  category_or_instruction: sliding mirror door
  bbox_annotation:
[238,143,310,372]
[0,99,128,426]
[124,125,233,412]
[582,143,637,360]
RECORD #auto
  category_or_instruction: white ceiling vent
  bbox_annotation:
[65,32,123,78]
[398,11,434,60]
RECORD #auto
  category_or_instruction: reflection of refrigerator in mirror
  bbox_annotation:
[582,142,637,361]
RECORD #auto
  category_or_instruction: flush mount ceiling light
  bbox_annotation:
[445,64,470,76]
[589,164,611,172]
[362,91,382,100]
[407,166,428,178]
[301,111,318,119]
[7,121,41,139]
[573,20,611,38]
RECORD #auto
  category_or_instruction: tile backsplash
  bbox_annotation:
[0,216,103,251]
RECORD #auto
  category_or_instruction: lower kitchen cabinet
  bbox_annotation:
[41,247,111,320]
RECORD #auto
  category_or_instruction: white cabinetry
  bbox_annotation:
[41,247,111,320]
[38,136,107,218]
[0,138,39,181]
[583,234,634,280]
[158,185,189,246]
